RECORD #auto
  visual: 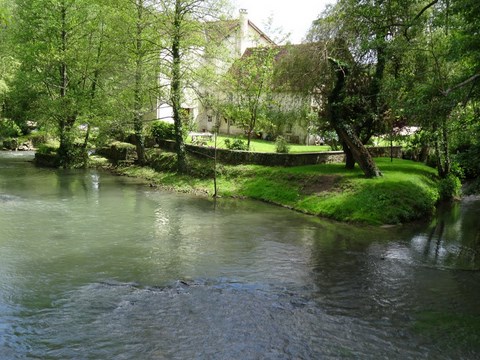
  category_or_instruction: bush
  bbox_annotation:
[146,149,177,172]
[28,131,50,147]
[224,138,248,151]
[275,136,290,153]
[0,119,22,139]
[2,138,18,150]
[438,174,461,201]
[151,121,175,141]
[454,143,480,179]
[37,143,58,155]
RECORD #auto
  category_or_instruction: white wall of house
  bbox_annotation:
[150,10,323,145]
[155,10,275,134]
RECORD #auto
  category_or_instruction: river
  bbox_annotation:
[0,151,479,359]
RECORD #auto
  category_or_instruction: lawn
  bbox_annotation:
[186,134,331,153]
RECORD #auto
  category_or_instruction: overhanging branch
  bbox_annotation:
[404,0,439,39]
[442,73,480,96]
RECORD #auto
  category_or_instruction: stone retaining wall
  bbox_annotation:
[98,140,402,167]
[96,142,137,164]
[188,145,346,166]
[155,140,402,167]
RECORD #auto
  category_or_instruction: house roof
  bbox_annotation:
[247,20,276,45]
[232,43,325,92]
[205,16,276,46]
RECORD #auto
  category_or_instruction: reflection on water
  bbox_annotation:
[1,151,479,359]
[409,199,480,270]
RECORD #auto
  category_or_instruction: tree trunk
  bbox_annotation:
[335,124,382,178]
[57,2,75,168]
[171,0,187,173]
[327,58,381,178]
[58,115,77,168]
[133,0,146,165]
[342,142,355,169]
[440,117,451,177]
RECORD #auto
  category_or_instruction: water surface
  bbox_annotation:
[1,151,479,359]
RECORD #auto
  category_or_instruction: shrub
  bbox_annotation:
[438,174,461,201]
[151,121,175,141]
[0,119,22,139]
[28,131,50,147]
[275,136,290,153]
[454,143,480,179]
[146,149,177,172]
[224,138,248,151]
[2,138,18,150]
[37,143,58,155]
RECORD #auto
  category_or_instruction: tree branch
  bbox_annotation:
[412,0,440,24]
[442,73,480,96]
[404,0,439,39]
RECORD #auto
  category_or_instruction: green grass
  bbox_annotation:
[186,134,331,153]
[115,154,440,225]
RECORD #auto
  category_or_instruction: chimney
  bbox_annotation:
[238,9,249,56]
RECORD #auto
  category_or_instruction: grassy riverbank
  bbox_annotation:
[112,152,440,226]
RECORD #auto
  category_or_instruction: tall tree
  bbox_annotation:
[11,0,112,167]
[157,0,228,173]
[276,40,382,177]
[383,0,480,178]
[327,57,382,177]
[109,0,164,165]
[0,0,15,118]
[222,47,277,149]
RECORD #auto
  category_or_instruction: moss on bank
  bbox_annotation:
[111,151,440,226]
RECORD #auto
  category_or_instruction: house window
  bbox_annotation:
[207,115,212,122]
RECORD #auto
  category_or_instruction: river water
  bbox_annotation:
[0,151,479,359]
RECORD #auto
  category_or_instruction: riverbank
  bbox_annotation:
[109,153,440,226]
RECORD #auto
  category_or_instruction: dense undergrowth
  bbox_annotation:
[113,150,440,226]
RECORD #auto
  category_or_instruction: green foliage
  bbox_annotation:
[274,136,290,153]
[0,118,21,138]
[402,130,432,162]
[454,143,480,180]
[449,106,480,180]
[57,142,89,169]
[223,138,248,151]
[146,149,178,172]
[438,174,462,201]
[36,143,58,155]
[151,121,175,141]
[27,131,50,147]
[221,47,278,146]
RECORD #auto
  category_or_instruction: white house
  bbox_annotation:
[153,9,319,144]
[154,10,275,127]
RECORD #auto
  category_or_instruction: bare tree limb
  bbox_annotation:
[412,0,440,24]
[404,0,439,39]
[442,73,480,96]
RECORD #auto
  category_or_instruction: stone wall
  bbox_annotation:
[367,146,403,158]
[192,146,346,166]
[97,142,137,164]
[155,139,347,166]
[115,140,402,167]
